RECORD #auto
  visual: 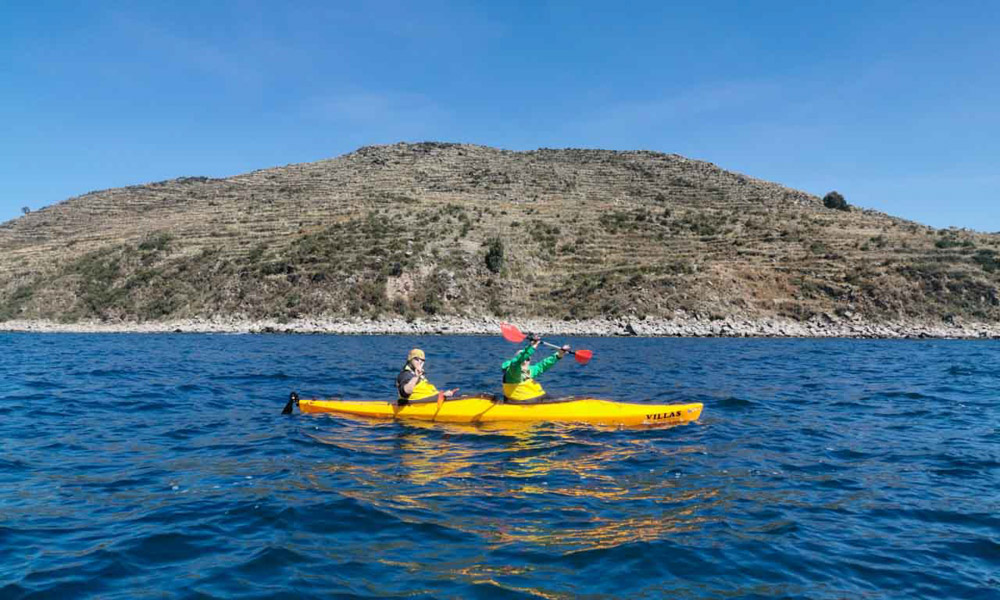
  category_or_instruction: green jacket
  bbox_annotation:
[502,344,561,383]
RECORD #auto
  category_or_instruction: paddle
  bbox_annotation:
[500,322,593,365]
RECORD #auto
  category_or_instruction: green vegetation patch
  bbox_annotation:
[822,191,849,211]
[70,247,128,316]
[0,284,36,320]
[680,213,721,237]
[138,232,174,252]
[935,236,975,249]
[346,276,388,316]
[485,236,504,273]
[973,249,1000,273]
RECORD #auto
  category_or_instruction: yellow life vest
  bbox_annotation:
[502,378,546,402]
[401,377,441,401]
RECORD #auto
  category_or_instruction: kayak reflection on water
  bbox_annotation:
[308,420,717,555]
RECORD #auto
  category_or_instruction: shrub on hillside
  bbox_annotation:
[0,284,35,320]
[823,191,849,211]
[138,232,174,251]
[485,237,504,273]
[935,237,974,249]
[973,249,999,272]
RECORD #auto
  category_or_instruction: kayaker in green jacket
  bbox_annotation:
[501,334,570,402]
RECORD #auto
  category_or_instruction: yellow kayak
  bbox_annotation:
[289,392,703,427]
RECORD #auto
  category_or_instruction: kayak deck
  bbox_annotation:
[296,394,703,427]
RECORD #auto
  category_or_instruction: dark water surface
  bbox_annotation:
[1,334,998,599]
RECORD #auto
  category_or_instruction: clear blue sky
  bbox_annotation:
[2,1,998,231]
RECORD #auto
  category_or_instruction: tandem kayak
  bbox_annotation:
[287,392,703,427]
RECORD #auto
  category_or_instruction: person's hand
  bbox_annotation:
[444,388,458,398]
[557,344,570,358]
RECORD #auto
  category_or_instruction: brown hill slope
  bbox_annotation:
[1,142,998,324]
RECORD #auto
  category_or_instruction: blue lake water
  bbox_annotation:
[1,333,998,599]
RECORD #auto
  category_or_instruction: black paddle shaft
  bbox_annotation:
[540,340,577,356]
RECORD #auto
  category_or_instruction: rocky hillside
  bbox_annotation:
[1,142,998,325]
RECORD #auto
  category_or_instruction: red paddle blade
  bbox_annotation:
[500,322,526,343]
[574,349,593,365]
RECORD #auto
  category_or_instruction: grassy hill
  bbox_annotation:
[1,142,998,325]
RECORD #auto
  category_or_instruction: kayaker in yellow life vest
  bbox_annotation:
[501,334,570,402]
[396,348,458,404]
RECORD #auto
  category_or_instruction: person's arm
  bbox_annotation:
[502,343,537,382]
[397,369,419,396]
[402,373,419,395]
[530,345,570,378]
[530,353,559,378]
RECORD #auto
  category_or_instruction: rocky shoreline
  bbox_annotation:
[2,314,999,339]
